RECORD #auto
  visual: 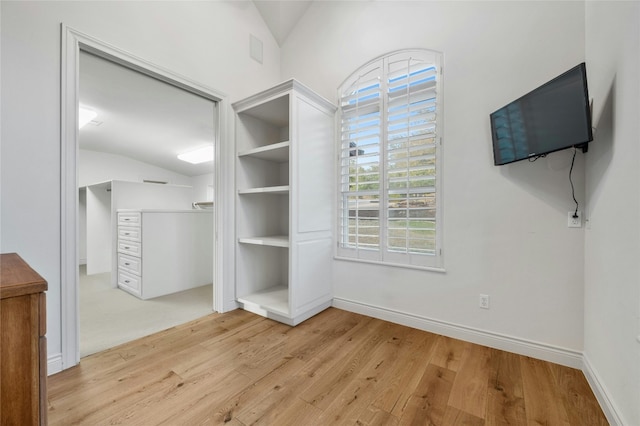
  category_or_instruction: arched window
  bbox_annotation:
[337,49,443,269]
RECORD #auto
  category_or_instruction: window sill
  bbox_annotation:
[334,255,446,273]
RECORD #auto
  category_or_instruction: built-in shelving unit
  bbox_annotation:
[234,79,336,326]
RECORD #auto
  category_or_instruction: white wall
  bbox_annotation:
[78,188,87,263]
[80,150,214,208]
[282,1,588,361]
[191,173,215,203]
[584,2,640,425]
[112,180,195,211]
[85,183,112,274]
[79,150,209,267]
[0,1,281,372]
[79,149,193,187]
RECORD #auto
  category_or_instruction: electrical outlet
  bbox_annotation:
[479,294,490,309]
[568,211,582,228]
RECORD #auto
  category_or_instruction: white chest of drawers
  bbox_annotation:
[116,209,213,300]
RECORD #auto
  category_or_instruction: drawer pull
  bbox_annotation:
[124,263,130,266]
[124,246,130,249]
[124,232,130,235]
[124,218,130,221]
[124,280,130,283]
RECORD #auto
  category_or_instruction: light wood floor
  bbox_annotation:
[47,308,608,425]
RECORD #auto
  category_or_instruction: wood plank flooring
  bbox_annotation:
[47,308,608,425]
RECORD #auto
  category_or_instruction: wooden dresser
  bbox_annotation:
[0,253,48,425]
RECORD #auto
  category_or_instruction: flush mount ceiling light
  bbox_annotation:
[177,146,214,164]
[78,106,97,129]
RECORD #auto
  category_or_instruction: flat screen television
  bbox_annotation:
[490,63,593,166]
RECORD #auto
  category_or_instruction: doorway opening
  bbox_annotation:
[78,51,216,357]
[61,25,227,370]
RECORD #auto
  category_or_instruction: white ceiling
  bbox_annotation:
[78,3,312,178]
[253,0,313,46]
[79,51,216,177]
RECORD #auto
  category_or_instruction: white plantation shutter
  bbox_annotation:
[338,50,443,269]
[339,64,383,260]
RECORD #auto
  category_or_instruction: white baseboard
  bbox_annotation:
[582,353,626,426]
[332,297,583,369]
[48,352,63,376]
[222,299,240,313]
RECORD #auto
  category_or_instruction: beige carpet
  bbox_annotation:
[79,265,214,358]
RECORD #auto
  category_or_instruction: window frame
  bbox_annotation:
[335,49,444,271]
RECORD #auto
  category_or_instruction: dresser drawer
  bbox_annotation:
[118,253,141,275]
[117,212,141,227]
[117,239,141,257]
[118,270,141,293]
[118,226,141,242]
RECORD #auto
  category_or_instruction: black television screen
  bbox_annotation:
[490,63,593,166]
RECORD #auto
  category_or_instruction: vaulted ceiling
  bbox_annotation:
[78,2,313,180]
[253,0,313,46]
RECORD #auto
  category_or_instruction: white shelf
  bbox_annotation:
[234,80,335,326]
[237,285,289,317]
[238,235,289,248]
[238,141,289,162]
[238,185,289,195]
